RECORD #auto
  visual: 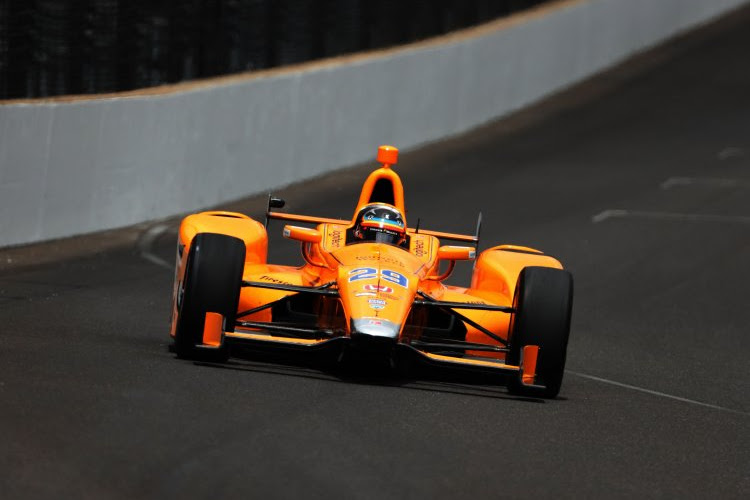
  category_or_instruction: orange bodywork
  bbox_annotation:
[170,145,563,382]
[202,312,223,347]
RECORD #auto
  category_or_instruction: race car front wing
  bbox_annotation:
[215,281,544,390]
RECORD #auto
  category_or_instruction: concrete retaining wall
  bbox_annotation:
[1,0,747,247]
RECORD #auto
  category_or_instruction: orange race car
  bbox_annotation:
[169,146,573,398]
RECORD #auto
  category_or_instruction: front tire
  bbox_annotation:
[173,233,245,361]
[506,266,573,398]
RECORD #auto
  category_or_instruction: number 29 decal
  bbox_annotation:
[348,267,408,288]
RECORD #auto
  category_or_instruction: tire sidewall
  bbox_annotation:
[173,233,245,360]
[508,266,573,398]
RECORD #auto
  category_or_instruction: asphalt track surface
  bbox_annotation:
[2,8,750,500]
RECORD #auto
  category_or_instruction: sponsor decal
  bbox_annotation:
[355,255,405,267]
[356,289,399,301]
[368,298,386,310]
[259,275,292,285]
[329,230,343,248]
[368,319,383,326]
[363,284,393,294]
[348,267,408,288]
[414,239,426,257]
[469,249,476,259]
[283,228,291,238]
[379,293,401,301]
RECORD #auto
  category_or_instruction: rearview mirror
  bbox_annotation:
[268,196,286,209]
[283,225,322,244]
[437,245,476,261]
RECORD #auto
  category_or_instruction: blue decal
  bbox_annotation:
[349,268,408,289]
[349,267,377,283]
[381,269,408,288]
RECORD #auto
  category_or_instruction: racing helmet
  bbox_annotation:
[353,203,406,246]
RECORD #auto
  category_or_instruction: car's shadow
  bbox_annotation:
[182,346,547,404]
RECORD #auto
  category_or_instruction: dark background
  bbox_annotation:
[0,0,549,99]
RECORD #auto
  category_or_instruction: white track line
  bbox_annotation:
[717,147,744,160]
[137,224,172,270]
[660,176,750,190]
[591,209,750,224]
[591,209,627,223]
[568,371,748,416]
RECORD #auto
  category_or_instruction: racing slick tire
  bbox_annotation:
[506,266,573,398]
[173,233,245,361]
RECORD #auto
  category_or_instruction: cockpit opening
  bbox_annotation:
[369,178,396,206]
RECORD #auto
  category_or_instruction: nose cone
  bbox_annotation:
[351,318,401,351]
[352,318,400,339]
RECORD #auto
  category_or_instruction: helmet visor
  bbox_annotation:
[360,227,403,246]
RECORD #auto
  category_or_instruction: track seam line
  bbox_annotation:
[567,370,749,417]
[591,209,750,224]
[660,176,750,190]
[137,224,172,270]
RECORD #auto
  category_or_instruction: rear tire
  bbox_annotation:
[506,266,573,398]
[173,233,245,361]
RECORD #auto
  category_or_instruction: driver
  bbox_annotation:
[351,203,406,247]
